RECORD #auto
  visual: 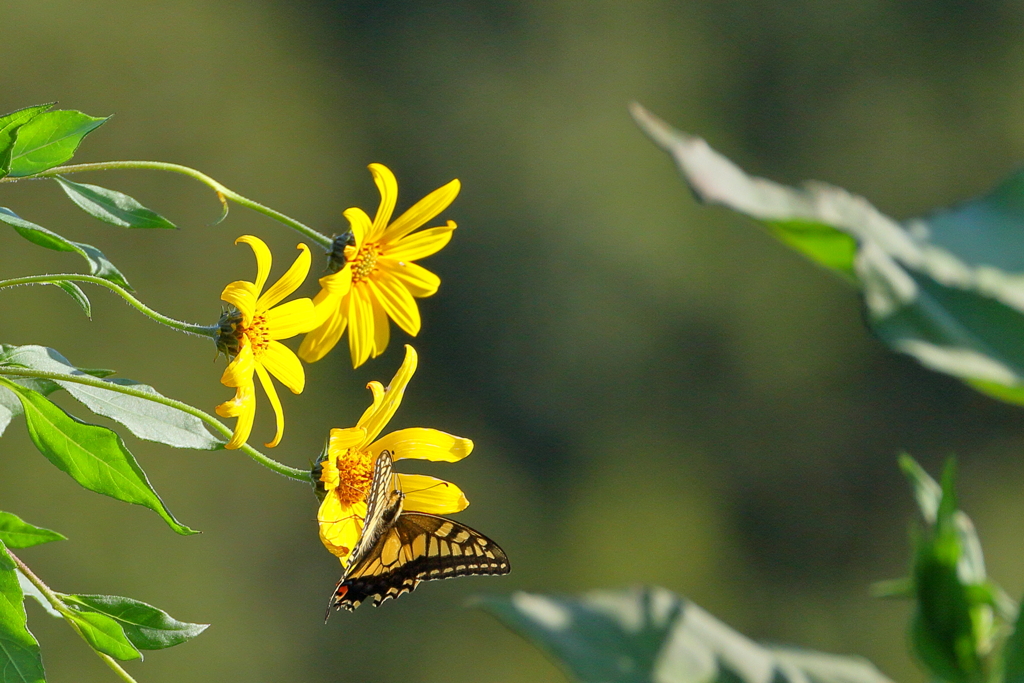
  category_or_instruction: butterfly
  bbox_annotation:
[326,449,510,615]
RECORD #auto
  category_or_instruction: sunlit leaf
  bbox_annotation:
[898,454,942,524]
[476,587,893,683]
[0,104,53,179]
[0,345,220,450]
[63,595,207,650]
[890,457,999,683]
[0,208,133,291]
[55,177,175,229]
[7,110,107,178]
[1003,596,1024,683]
[47,282,91,318]
[63,609,139,661]
[15,571,60,619]
[0,378,196,536]
[631,102,1024,407]
[0,542,45,683]
[0,512,65,549]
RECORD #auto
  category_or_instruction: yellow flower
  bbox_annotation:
[298,163,460,368]
[215,235,317,449]
[316,345,471,566]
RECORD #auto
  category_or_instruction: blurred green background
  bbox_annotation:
[3,1,1024,681]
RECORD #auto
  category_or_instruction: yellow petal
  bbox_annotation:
[343,207,372,251]
[385,222,455,262]
[355,381,385,437]
[318,497,366,564]
[220,342,255,388]
[347,288,375,369]
[216,381,256,450]
[299,293,347,364]
[370,428,473,462]
[368,285,391,358]
[254,363,284,448]
[395,473,469,514]
[379,259,440,298]
[329,426,366,452]
[360,345,417,445]
[370,271,421,336]
[381,178,460,245]
[220,281,259,322]
[265,298,317,339]
[319,267,353,297]
[367,163,398,242]
[257,243,311,311]
[235,235,272,294]
[259,340,305,394]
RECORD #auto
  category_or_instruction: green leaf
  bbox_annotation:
[476,587,893,683]
[0,378,196,536]
[55,177,175,229]
[0,513,65,550]
[47,282,91,318]
[0,542,45,683]
[0,104,53,179]
[7,110,107,178]
[0,208,133,291]
[63,609,139,661]
[897,457,996,683]
[1003,592,1024,683]
[631,102,1024,407]
[63,594,207,650]
[15,571,60,619]
[0,345,220,450]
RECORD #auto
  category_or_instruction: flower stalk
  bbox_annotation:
[0,274,219,339]
[1,160,333,249]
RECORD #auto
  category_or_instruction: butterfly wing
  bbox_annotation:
[330,513,510,611]
[344,450,400,571]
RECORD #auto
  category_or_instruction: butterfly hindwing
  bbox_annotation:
[327,451,510,613]
[334,513,511,610]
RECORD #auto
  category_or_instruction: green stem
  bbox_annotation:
[0,367,308,481]
[12,160,333,249]
[7,549,140,683]
[0,273,218,339]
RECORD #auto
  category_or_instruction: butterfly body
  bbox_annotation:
[327,451,510,615]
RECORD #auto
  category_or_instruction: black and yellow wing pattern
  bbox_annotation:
[327,451,510,614]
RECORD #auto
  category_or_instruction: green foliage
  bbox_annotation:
[0,542,44,683]
[0,378,196,536]
[0,345,220,449]
[47,281,91,318]
[631,102,1024,407]
[62,595,207,651]
[5,109,107,178]
[55,177,175,229]
[0,104,53,180]
[63,609,141,662]
[476,587,893,683]
[0,208,133,291]
[0,513,65,550]
[879,456,1018,683]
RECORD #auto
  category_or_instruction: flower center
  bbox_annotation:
[350,243,380,283]
[330,448,375,507]
[243,313,271,357]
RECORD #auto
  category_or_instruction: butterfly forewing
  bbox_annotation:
[343,451,400,572]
